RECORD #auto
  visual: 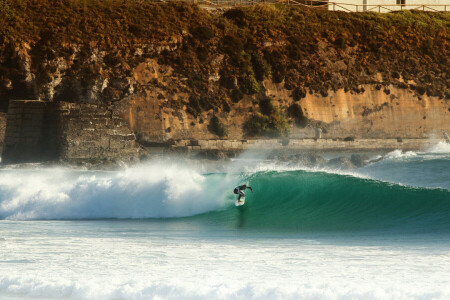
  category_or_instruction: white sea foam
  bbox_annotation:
[1,227,450,300]
[0,161,233,220]
[1,276,448,300]
[382,141,450,159]
[384,149,418,159]
[427,141,450,154]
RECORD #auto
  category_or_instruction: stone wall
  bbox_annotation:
[2,100,141,165]
[53,102,140,164]
[173,138,442,152]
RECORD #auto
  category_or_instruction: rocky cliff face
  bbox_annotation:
[266,82,450,139]
[117,58,449,142]
[0,2,448,146]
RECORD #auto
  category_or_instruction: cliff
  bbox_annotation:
[0,1,449,148]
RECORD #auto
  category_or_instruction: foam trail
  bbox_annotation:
[382,141,450,159]
[0,161,233,220]
[384,149,417,159]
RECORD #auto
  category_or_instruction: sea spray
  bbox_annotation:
[0,161,233,220]
[427,141,450,154]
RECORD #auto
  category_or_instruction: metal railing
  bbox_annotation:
[279,0,448,12]
[170,0,449,12]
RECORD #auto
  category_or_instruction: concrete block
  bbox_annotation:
[198,140,209,147]
[222,141,232,149]
[231,142,242,149]
[177,140,189,147]
[123,140,136,149]
[109,138,126,149]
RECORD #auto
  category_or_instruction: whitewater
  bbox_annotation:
[0,142,449,299]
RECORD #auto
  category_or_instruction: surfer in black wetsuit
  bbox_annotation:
[233,184,253,202]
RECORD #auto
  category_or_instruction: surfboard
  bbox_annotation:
[235,197,245,206]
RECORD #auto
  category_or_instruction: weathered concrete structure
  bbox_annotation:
[172,138,442,152]
[2,100,141,165]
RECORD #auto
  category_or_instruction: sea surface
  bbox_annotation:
[0,142,449,299]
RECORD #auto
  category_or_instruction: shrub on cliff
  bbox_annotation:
[191,25,215,41]
[223,8,249,27]
[0,0,15,29]
[335,37,347,49]
[288,103,308,127]
[239,74,259,94]
[251,53,271,81]
[230,89,243,103]
[259,97,276,115]
[221,35,244,55]
[262,48,287,83]
[196,46,209,61]
[209,115,228,137]
[292,86,307,101]
[244,112,290,137]
[187,95,201,117]
[244,97,290,137]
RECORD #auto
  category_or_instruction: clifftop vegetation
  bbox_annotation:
[0,1,449,136]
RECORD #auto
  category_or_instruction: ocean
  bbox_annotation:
[0,142,449,299]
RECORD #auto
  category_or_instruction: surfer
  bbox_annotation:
[234,184,253,202]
